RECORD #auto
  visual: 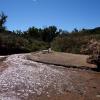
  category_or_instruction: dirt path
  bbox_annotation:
[0,53,99,100]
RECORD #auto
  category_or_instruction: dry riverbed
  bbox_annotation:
[0,53,100,100]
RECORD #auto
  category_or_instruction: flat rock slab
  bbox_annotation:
[30,52,96,69]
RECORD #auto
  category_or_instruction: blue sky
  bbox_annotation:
[0,0,100,31]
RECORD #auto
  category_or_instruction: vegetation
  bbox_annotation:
[0,12,100,55]
[83,39,100,71]
[0,12,60,55]
[52,28,100,54]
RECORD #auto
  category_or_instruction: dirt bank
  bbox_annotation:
[29,51,96,70]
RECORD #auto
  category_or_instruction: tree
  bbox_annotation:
[72,28,78,33]
[0,12,7,32]
[27,27,40,39]
[42,26,58,47]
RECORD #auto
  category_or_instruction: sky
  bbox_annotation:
[0,0,100,31]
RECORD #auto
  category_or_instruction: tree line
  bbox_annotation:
[0,12,100,55]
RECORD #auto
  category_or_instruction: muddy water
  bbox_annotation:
[0,54,100,100]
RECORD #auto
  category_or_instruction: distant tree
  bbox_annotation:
[42,26,58,47]
[0,12,7,32]
[72,28,78,33]
[27,27,40,39]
